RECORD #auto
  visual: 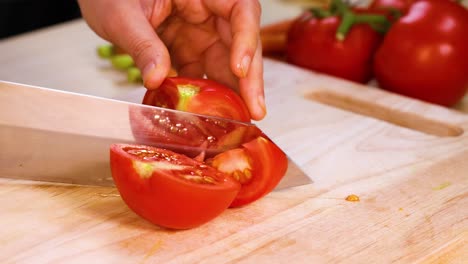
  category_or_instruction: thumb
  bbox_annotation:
[104,6,171,89]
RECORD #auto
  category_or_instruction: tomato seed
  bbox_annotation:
[182,175,216,185]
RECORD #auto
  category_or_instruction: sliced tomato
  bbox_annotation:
[143,77,251,122]
[129,105,203,148]
[128,104,261,158]
[132,77,258,154]
[110,143,241,229]
[208,136,288,207]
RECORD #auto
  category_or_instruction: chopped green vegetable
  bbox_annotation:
[111,54,135,70]
[127,67,142,83]
[97,44,114,59]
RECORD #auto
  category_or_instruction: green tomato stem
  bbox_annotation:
[176,84,200,111]
[331,0,349,14]
[336,12,391,41]
[310,8,333,18]
[336,11,354,41]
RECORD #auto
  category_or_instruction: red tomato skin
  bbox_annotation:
[110,144,240,229]
[286,12,383,84]
[143,77,251,122]
[373,0,468,106]
[135,77,255,154]
[209,136,288,208]
[231,137,288,207]
[369,0,415,14]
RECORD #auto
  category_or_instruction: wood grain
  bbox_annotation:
[1,57,468,263]
[1,0,467,262]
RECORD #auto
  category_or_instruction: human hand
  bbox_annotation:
[78,0,266,120]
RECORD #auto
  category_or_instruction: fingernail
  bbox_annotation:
[142,62,157,86]
[237,55,251,78]
[258,93,266,115]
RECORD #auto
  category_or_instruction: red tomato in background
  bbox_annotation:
[208,136,288,208]
[373,0,468,106]
[110,143,241,229]
[286,11,384,84]
[143,77,251,122]
[369,0,415,14]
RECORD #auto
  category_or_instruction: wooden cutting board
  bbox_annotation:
[1,57,467,263]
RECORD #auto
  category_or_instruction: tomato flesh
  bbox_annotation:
[208,136,288,208]
[110,143,241,229]
[210,148,253,185]
[134,77,255,152]
[129,77,289,210]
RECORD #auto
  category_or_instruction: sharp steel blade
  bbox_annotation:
[0,81,312,189]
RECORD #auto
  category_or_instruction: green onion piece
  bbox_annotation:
[111,54,134,70]
[97,44,114,59]
[127,67,142,83]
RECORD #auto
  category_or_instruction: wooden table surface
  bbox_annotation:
[1,1,467,263]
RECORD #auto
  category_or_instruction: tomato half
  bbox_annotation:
[132,77,257,154]
[110,143,241,229]
[128,104,261,157]
[208,136,288,208]
[129,105,207,150]
[143,77,251,122]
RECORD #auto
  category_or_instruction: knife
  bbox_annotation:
[0,81,312,190]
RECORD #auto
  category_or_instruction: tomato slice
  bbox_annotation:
[142,77,251,122]
[129,105,217,152]
[110,143,241,229]
[128,104,261,157]
[133,77,259,153]
[208,136,288,207]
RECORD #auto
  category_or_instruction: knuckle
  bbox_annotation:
[129,38,154,63]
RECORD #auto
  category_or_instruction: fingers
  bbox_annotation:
[78,0,171,89]
[110,6,171,89]
[204,0,262,78]
[177,61,205,79]
[239,38,266,120]
[229,0,262,79]
[204,0,265,120]
[204,41,239,92]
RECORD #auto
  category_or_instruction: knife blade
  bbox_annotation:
[0,81,312,189]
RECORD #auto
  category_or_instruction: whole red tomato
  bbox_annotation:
[143,77,251,122]
[373,0,468,106]
[286,9,386,83]
[208,135,288,208]
[110,143,241,229]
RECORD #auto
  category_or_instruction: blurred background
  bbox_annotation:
[0,0,82,39]
[0,0,333,40]
[1,0,467,40]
